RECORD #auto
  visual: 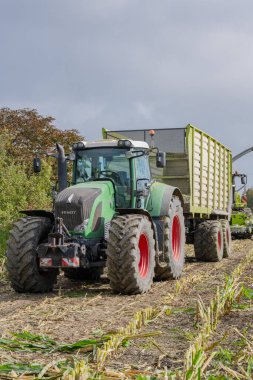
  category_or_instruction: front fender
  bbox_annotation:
[20,210,55,222]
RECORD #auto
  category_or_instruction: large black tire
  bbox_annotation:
[221,220,232,258]
[63,267,102,282]
[155,196,185,280]
[6,217,58,293]
[194,220,224,262]
[106,214,155,294]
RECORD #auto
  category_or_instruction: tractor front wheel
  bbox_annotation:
[6,217,58,293]
[107,214,155,294]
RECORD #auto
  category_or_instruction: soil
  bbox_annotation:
[0,240,252,371]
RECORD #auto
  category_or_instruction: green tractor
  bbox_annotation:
[230,173,253,239]
[6,137,185,294]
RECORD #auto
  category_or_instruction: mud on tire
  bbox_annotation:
[106,214,155,294]
[155,196,185,280]
[194,220,224,262]
[221,220,232,258]
[6,217,58,293]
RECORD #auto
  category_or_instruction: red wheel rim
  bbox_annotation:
[138,233,149,278]
[172,215,181,261]
[218,230,222,252]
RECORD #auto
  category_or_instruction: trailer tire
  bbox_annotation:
[221,220,232,258]
[6,217,57,293]
[194,220,224,262]
[107,214,155,294]
[155,196,185,280]
[63,268,102,282]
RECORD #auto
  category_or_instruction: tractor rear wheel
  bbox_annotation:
[221,220,232,258]
[6,217,58,293]
[107,214,155,294]
[155,196,185,280]
[194,220,224,262]
[63,267,102,282]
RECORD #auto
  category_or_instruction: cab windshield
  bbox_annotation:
[75,148,131,208]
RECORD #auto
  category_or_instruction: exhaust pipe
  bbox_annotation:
[56,143,67,191]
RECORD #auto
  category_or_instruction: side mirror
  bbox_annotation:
[156,151,166,168]
[33,157,41,173]
[241,176,247,185]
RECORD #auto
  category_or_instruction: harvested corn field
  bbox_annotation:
[0,240,252,379]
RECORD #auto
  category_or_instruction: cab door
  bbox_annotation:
[134,155,151,209]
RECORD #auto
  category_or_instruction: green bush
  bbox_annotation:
[0,134,52,260]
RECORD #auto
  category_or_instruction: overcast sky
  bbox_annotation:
[1,0,253,186]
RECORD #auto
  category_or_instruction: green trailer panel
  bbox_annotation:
[102,125,232,217]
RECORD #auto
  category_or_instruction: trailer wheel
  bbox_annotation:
[155,196,185,280]
[194,220,224,262]
[63,268,102,282]
[107,214,155,294]
[221,220,232,258]
[6,217,58,293]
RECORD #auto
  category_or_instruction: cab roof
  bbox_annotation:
[76,139,150,149]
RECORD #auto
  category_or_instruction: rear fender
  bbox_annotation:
[149,182,184,217]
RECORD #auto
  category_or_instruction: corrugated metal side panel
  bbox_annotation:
[188,125,232,214]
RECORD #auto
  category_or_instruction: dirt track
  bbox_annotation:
[0,240,252,368]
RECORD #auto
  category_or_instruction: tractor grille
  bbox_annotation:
[55,187,101,230]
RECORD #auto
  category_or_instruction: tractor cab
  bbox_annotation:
[71,139,163,209]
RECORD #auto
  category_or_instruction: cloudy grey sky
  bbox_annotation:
[1,0,253,185]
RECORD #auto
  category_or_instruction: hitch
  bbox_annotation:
[37,218,82,269]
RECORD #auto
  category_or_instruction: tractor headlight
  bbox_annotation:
[118,139,132,148]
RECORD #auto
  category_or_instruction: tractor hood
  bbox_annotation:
[55,181,115,238]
